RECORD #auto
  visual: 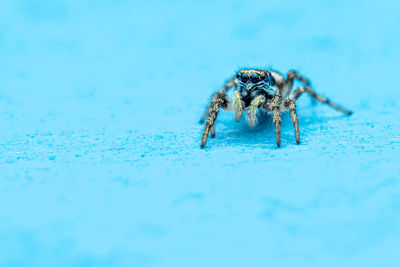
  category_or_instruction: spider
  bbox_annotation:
[199,69,353,148]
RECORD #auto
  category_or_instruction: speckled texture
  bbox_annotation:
[1,0,400,266]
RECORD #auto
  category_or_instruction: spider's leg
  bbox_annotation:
[292,86,353,115]
[233,90,243,122]
[210,125,216,138]
[285,99,300,144]
[199,77,238,123]
[287,70,311,87]
[201,94,229,148]
[247,95,265,127]
[271,94,282,147]
[199,109,209,124]
[278,69,311,98]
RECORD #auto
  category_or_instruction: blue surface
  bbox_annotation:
[1,0,400,266]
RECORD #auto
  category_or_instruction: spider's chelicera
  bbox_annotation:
[199,69,353,148]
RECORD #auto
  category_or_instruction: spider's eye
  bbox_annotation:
[250,73,260,83]
[236,73,240,79]
[260,72,267,80]
[240,73,249,83]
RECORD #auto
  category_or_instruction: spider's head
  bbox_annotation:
[236,69,277,106]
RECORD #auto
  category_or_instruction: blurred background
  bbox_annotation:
[0,0,399,266]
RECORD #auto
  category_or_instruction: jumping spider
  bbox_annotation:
[200,69,353,148]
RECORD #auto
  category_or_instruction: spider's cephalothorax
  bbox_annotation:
[199,68,353,148]
[237,69,278,107]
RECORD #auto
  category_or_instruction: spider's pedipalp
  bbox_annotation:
[247,95,265,127]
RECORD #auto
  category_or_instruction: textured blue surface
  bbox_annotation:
[1,0,400,266]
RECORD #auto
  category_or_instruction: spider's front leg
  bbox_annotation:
[271,94,282,147]
[233,90,243,122]
[201,93,229,148]
[200,77,238,123]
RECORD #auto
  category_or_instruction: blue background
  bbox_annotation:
[1,0,399,266]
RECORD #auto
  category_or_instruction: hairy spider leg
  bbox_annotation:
[201,94,229,148]
[233,90,243,122]
[271,94,282,147]
[199,77,238,123]
[292,86,353,115]
[276,70,311,100]
[287,70,311,87]
[285,99,300,144]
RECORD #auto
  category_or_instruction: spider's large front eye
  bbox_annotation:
[240,73,249,83]
[250,73,260,83]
